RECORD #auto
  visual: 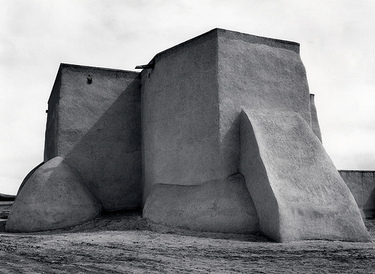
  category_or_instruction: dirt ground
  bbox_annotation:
[0,210,374,273]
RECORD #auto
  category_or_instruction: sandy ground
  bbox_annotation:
[0,210,374,273]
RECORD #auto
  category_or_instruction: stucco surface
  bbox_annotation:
[217,29,312,176]
[240,110,370,242]
[6,157,101,232]
[141,29,313,202]
[143,173,259,234]
[339,171,375,218]
[141,30,222,203]
[46,64,142,211]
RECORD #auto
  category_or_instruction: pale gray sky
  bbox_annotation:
[1,0,375,194]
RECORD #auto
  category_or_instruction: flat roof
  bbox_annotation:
[59,63,140,76]
[144,28,300,69]
[47,63,140,104]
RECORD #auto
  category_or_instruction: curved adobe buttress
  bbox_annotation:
[6,157,101,232]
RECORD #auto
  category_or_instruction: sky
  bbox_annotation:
[1,0,375,194]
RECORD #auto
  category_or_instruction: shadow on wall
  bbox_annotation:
[61,78,142,211]
[221,114,241,175]
[6,77,142,232]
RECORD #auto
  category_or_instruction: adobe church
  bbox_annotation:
[6,28,371,242]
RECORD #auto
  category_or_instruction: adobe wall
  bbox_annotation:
[217,29,312,175]
[143,173,259,234]
[141,29,314,201]
[9,28,371,239]
[45,64,142,211]
[339,171,375,218]
[141,30,223,202]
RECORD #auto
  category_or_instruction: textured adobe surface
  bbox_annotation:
[240,110,370,242]
[46,64,142,211]
[6,157,101,232]
[143,173,259,233]
[339,171,375,218]
[217,29,312,175]
[141,29,311,201]
[141,30,222,202]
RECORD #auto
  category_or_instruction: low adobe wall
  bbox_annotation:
[143,173,259,234]
[339,171,375,218]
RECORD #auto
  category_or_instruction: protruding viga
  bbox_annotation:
[6,157,101,232]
